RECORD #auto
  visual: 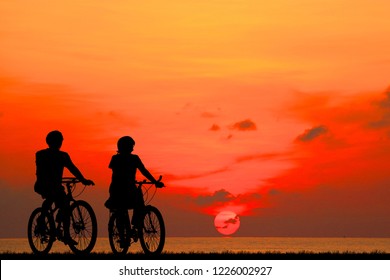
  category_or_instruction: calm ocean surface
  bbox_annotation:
[1,237,390,254]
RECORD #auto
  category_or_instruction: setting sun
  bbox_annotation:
[214,211,240,236]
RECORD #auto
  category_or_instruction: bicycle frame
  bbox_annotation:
[28,177,97,254]
[41,178,80,233]
[108,175,163,216]
[108,176,165,254]
[138,175,163,204]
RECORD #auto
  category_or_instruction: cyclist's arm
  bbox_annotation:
[65,154,94,185]
[137,156,159,183]
[139,165,158,183]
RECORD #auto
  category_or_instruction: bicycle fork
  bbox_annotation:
[144,212,157,234]
[71,205,85,234]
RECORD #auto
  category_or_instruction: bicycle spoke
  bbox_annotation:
[28,208,55,255]
[68,201,97,254]
[140,206,165,254]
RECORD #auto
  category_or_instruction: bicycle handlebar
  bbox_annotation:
[62,175,162,187]
[135,175,164,187]
[62,177,81,184]
[61,177,94,186]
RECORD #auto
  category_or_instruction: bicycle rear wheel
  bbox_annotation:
[108,211,130,254]
[139,205,165,255]
[68,200,97,254]
[27,207,55,255]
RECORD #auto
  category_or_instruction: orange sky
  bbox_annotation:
[1,0,390,237]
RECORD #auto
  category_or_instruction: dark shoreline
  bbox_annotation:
[1,251,389,260]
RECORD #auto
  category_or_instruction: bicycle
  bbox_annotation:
[108,176,165,255]
[27,177,98,255]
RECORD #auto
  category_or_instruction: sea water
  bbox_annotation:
[1,237,390,254]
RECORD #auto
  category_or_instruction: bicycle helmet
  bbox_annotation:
[117,136,135,153]
[46,130,63,149]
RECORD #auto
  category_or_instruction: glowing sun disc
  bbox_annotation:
[214,211,240,235]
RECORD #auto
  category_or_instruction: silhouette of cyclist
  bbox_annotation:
[105,136,163,243]
[34,130,94,245]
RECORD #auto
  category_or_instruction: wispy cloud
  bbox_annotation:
[163,167,230,181]
[296,125,328,142]
[235,152,293,163]
[209,124,221,131]
[196,189,235,206]
[201,112,218,118]
[368,90,390,129]
[191,188,264,216]
[225,216,239,225]
[230,119,257,131]
[215,215,240,229]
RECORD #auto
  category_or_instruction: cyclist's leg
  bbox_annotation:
[37,198,52,232]
[41,198,52,211]
[116,209,129,247]
[131,188,144,228]
[53,188,74,243]
[131,209,140,228]
[116,209,125,233]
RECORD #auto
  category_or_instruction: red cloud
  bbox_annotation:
[209,124,221,131]
[230,119,257,131]
[296,125,328,142]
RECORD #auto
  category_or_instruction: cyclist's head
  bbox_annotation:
[117,136,135,154]
[46,130,63,149]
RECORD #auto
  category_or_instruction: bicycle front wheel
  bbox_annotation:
[68,200,97,254]
[27,207,55,255]
[139,205,165,255]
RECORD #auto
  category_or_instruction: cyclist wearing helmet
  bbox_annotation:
[34,130,94,245]
[106,136,163,227]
